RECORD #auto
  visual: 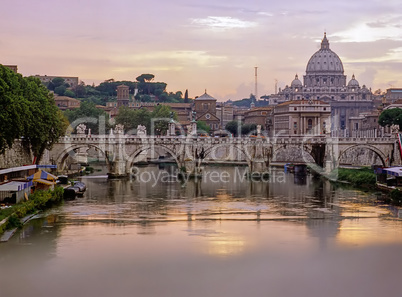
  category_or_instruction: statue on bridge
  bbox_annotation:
[391,124,400,134]
[257,125,261,135]
[137,125,147,136]
[76,124,86,135]
[114,124,125,135]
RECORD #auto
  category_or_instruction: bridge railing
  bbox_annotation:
[58,134,396,145]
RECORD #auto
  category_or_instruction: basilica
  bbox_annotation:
[274,33,375,134]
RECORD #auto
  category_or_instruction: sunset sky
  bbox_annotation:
[1,0,401,101]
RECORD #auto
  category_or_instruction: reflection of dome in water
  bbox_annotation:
[305,33,344,74]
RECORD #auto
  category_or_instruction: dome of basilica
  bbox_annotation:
[347,74,359,87]
[305,33,344,74]
[291,74,303,87]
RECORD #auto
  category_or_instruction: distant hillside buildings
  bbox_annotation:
[34,75,79,88]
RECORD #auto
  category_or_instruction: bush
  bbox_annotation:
[336,168,376,188]
[390,189,402,204]
[0,187,64,235]
[6,214,22,229]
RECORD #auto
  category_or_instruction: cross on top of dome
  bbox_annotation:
[321,32,329,50]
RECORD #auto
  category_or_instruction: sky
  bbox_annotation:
[1,0,402,101]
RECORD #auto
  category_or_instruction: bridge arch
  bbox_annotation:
[272,144,316,164]
[201,143,253,167]
[54,144,111,172]
[337,144,387,167]
[126,144,182,172]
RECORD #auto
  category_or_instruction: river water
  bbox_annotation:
[1,165,402,297]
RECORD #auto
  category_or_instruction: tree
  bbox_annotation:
[0,65,28,153]
[64,101,111,135]
[0,65,68,162]
[241,123,257,135]
[225,120,242,137]
[64,89,76,98]
[151,104,175,135]
[54,85,66,96]
[136,74,155,83]
[21,76,68,163]
[47,77,68,91]
[73,82,87,97]
[184,89,189,103]
[114,107,151,133]
[196,121,210,134]
[379,108,402,128]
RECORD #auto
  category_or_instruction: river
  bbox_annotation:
[1,165,402,297]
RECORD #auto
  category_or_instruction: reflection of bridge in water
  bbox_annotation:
[49,135,400,178]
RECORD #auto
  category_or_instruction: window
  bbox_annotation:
[308,119,313,131]
[294,107,297,111]
[324,107,326,111]
[294,122,297,129]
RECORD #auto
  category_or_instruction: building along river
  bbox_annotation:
[1,165,402,297]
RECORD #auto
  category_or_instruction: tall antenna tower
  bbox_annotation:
[274,79,278,94]
[254,66,258,101]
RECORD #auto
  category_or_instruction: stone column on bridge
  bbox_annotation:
[323,137,339,175]
[249,138,270,177]
[167,121,175,137]
[108,127,128,178]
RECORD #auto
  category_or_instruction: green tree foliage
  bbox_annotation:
[184,89,189,103]
[47,77,69,91]
[232,95,269,108]
[64,101,110,134]
[0,65,67,161]
[114,107,151,133]
[225,121,242,136]
[0,66,28,153]
[73,82,87,97]
[54,85,66,96]
[43,75,184,106]
[20,76,68,162]
[232,98,252,107]
[242,123,257,135]
[64,89,76,98]
[151,104,176,135]
[114,105,177,135]
[136,74,155,83]
[224,121,259,136]
[379,108,402,127]
[196,121,210,134]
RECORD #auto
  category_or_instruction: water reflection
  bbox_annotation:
[1,165,402,297]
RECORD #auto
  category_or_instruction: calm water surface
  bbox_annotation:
[1,166,402,297]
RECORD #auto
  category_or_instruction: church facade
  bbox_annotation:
[275,33,374,135]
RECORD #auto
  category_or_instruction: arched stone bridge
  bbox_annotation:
[48,135,401,178]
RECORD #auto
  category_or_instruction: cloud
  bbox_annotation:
[335,21,402,42]
[119,50,228,70]
[257,12,273,17]
[191,16,258,31]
